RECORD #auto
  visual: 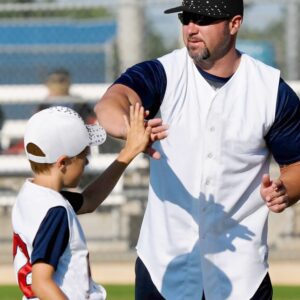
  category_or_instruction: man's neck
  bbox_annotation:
[195,49,241,78]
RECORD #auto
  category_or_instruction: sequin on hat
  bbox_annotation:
[165,0,244,19]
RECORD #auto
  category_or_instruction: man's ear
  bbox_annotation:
[230,15,243,35]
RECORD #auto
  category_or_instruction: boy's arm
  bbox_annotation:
[78,104,152,214]
[32,262,67,300]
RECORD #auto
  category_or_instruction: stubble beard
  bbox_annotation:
[187,45,211,64]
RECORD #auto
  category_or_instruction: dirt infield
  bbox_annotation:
[1,260,300,286]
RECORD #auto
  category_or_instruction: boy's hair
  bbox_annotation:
[27,142,89,174]
[26,142,53,174]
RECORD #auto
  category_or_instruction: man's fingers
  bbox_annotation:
[268,200,289,213]
[269,205,287,213]
[267,194,288,205]
[144,147,161,160]
[144,109,150,118]
[267,188,288,202]
[151,132,168,142]
[271,178,284,192]
[150,124,169,133]
[261,174,271,188]
[147,118,163,127]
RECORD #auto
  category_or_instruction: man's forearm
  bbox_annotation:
[94,84,141,139]
[94,98,129,139]
[280,161,300,206]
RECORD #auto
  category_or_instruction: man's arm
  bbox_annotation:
[279,162,300,206]
[263,78,300,212]
[260,163,300,213]
[95,83,168,159]
[94,59,168,159]
[95,84,141,139]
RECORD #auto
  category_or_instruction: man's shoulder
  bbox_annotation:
[241,52,280,73]
[157,47,189,76]
[158,47,187,63]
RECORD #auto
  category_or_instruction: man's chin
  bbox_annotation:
[187,48,210,62]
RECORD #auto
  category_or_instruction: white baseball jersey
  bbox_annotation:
[136,48,280,299]
[12,179,106,300]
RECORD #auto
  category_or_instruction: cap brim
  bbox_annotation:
[164,6,213,15]
[164,6,231,18]
[164,6,184,14]
[86,123,107,146]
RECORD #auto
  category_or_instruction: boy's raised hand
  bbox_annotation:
[118,103,152,164]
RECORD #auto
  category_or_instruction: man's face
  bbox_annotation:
[180,12,233,65]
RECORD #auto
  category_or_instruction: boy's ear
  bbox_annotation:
[56,155,69,169]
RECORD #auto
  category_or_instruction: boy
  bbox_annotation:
[12,104,152,299]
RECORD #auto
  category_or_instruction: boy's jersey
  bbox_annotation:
[12,179,106,300]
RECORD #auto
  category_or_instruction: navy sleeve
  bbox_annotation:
[265,78,300,165]
[60,190,83,213]
[114,59,167,119]
[31,206,69,270]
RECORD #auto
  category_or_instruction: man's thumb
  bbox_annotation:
[261,174,271,188]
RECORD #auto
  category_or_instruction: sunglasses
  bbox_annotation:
[178,12,229,26]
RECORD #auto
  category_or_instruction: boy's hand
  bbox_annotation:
[118,103,151,164]
[260,174,289,213]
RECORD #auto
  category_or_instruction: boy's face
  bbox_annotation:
[63,147,89,188]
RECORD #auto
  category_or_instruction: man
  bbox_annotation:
[94,0,300,299]
[38,68,95,124]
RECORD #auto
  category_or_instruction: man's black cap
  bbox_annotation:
[164,0,244,18]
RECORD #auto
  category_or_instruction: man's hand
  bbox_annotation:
[260,174,289,213]
[144,115,168,160]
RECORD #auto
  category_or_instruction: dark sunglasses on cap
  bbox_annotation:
[178,12,229,26]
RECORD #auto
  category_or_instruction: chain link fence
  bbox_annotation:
[1,1,300,265]
[0,1,297,85]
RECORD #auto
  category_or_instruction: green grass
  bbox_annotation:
[0,284,134,300]
[273,285,300,300]
[0,284,299,299]
[0,285,22,300]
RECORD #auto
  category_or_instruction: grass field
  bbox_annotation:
[0,284,299,299]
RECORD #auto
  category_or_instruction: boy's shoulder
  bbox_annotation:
[12,180,68,238]
[16,180,68,211]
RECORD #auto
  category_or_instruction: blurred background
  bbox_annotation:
[0,0,300,286]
